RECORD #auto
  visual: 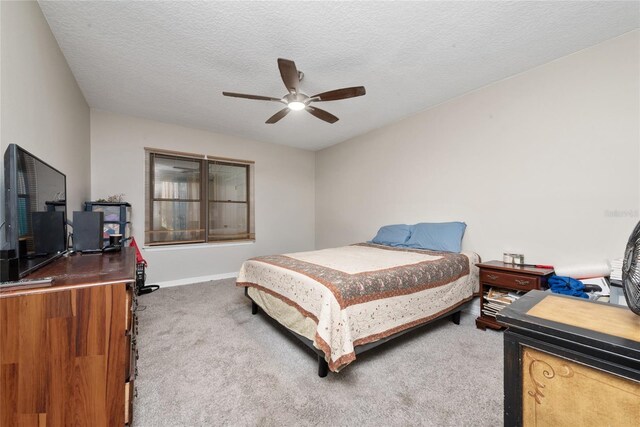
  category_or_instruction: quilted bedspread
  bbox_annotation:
[237,243,479,372]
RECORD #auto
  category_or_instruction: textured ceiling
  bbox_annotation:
[39,1,639,150]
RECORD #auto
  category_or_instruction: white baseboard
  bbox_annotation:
[152,272,238,288]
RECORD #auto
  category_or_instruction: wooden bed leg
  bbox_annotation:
[318,356,329,378]
[251,301,258,315]
[451,311,461,325]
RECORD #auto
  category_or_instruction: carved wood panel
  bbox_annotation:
[522,346,640,426]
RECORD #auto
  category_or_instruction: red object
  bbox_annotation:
[129,237,147,266]
[535,264,554,269]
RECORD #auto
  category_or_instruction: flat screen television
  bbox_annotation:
[2,144,67,279]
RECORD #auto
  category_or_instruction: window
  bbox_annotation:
[145,149,254,245]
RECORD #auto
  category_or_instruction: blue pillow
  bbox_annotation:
[370,224,412,247]
[403,222,467,253]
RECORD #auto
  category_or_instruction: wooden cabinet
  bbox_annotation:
[475,261,553,330]
[0,248,137,426]
[497,290,640,426]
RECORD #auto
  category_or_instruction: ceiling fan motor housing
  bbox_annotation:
[284,92,308,104]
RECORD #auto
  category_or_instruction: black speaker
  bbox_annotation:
[32,211,66,255]
[0,249,19,282]
[73,211,104,251]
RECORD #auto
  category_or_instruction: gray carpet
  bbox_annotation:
[135,279,504,426]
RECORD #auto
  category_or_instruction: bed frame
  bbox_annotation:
[244,287,466,377]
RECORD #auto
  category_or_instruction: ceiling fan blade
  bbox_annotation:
[305,106,339,124]
[222,92,282,102]
[277,58,300,94]
[311,86,366,102]
[265,108,290,124]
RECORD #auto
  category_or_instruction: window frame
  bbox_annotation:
[207,160,251,242]
[145,148,255,246]
[148,152,207,245]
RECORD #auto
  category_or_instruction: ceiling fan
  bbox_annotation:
[222,58,366,124]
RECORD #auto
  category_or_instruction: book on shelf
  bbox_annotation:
[482,287,526,318]
[610,258,623,281]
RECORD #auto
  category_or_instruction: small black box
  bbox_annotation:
[0,249,19,282]
[73,211,104,251]
[32,211,66,255]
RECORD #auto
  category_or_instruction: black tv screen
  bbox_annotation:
[3,144,67,278]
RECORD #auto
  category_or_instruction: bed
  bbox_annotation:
[236,242,480,376]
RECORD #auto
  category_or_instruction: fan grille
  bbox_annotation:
[622,220,640,315]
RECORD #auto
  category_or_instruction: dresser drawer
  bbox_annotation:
[125,380,135,425]
[128,333,138,381]
[480,270,538,291]
[125,288,132,331]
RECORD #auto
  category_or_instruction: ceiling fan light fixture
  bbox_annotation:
[287,101,306,111]
[222,58,366,124]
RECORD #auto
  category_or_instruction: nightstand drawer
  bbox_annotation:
[480,270,538,290]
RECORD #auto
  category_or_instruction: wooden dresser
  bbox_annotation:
[0,248,138,426]
[497,290,640,426]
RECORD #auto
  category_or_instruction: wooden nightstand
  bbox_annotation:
[475,260,554,330]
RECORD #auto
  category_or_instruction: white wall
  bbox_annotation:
[0,0,90,242]
[90,110,315,284]
[4,2,636,282]
[316,31,640,266]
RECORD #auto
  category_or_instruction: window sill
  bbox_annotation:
[142,240,255,252]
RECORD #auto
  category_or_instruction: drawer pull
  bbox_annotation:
[487,274,499,280]
[515,279,530,285]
